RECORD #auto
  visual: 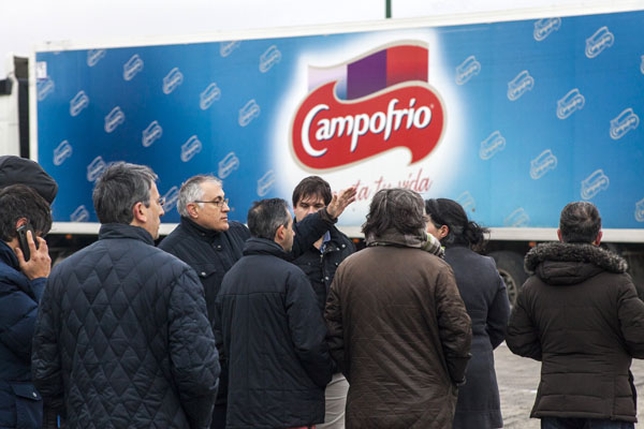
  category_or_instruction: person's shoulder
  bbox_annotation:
[158,223,189,248]
[52,240,102,268]
[148,247,203,285]
[226,221,251,237]
[149,243,189,264]
[0,260,25,289]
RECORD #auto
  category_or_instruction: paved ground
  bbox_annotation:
[495,342,644,428]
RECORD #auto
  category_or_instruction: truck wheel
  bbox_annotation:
[489,250,528,308]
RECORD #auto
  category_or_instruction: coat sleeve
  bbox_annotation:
[486,272,511,349]
[32,276,65,410]
[168,267,220,429]
[616,276,644,358]
[434,264,472,384]
[291,210,335,258]
[285,270,334,388]
[505,282,542,361]
[324,273,346,378]
[0,276,44,362]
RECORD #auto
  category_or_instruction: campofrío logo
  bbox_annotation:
[291,43,445,170]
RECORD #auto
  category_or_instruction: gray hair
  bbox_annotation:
[559,201,602,243]
[247,198,290,240]
[93,162,158,224]
[177,175,222,217]
[362,188,426,238]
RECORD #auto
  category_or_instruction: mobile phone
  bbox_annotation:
[17,223,39,262]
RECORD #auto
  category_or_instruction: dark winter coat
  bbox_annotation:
[506,242,644,423]
[158,212,337,410]
[32,224,220,429]
[215,238,334,429]
[291,225,354,314]
[0,241,44,429]
[325,241,472,429]
[159,218,251,329]
[444,246,510,429]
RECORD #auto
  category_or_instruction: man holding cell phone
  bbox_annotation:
[0,184,53,429]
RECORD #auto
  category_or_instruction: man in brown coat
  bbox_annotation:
[325,188,472,429]
[507,201,644,429]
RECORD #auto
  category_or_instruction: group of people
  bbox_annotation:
[0,156,643,429]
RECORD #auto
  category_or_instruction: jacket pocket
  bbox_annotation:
[10,383,43,429]
[192,262,217,279]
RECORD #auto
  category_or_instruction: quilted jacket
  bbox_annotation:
[32,224,220,429]
[215,238,334,429]
[0,241,45,428]
[325,244,472,429]
[507,242,644,422]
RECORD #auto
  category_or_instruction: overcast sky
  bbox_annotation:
[1,0,640,76]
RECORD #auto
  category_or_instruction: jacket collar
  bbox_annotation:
[180,216,221,240]
[365,228,426,249]
[98,223,155,245]
[525,242,628,274]
[242,237,289,260]
[0,240,19,269]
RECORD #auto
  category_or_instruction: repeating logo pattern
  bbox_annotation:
[34,10,644,228]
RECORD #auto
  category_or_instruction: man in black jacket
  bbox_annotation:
[507,201,644,429]
[291,176,354,429]
[215,198,334,429]
[32,162,220,429]
[159,174,355,429]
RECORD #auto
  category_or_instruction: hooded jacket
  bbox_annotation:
[32,224,220,429]
[0,241,45,428]
[506,242,644,422]
[325,230,472,429]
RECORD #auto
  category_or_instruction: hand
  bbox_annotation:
[16,230,51,280]
[326,186,357,219]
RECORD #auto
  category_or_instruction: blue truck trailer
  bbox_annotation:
[27,5,644,302]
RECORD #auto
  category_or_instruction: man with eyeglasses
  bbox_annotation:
[158,174,356,429]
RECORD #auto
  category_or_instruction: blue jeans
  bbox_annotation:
[541,417,634,429]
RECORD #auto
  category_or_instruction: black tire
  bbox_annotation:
[489,250,528,308]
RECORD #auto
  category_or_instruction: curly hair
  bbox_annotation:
[362,188,426,238]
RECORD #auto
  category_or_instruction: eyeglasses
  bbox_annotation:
[194,198,230,208]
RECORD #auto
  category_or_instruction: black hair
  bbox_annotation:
[424,198,489,252]
[292,176,333,207]
[247,198,291,240]
[0,184,52,241]
[559,201,601,243]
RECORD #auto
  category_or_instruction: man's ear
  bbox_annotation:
[274,224,285,243]
[557,229,563,242]
[187,203,199,219]
[14,217,28,230]
[132,201,147,224]
[593,230,603,246]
